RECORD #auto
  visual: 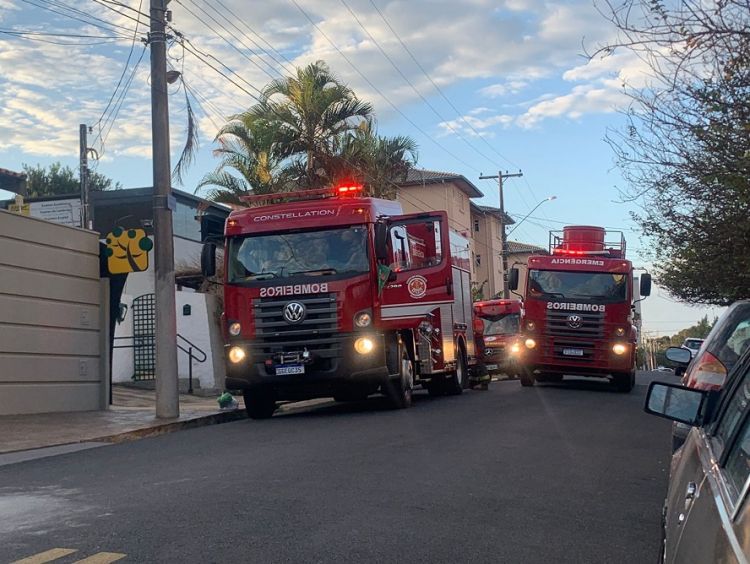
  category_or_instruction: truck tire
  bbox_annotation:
[384,343,414,409]
[444,347,467,396]
[613,371,635,393]
[243,390,276,419]
[520,367,535,387]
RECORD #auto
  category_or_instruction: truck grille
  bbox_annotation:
[545,310,605,362]
[252,293,340,357]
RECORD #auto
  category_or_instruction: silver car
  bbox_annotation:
[645,349,750,563]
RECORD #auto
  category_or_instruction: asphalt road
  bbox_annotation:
[1,371,674,564]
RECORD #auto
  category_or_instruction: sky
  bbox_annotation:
[0,0,725,334]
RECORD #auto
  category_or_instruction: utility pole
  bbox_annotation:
[79,124,90,229]
[150,0,179,418]
[479,170,523,298]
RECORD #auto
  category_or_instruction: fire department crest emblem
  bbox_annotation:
[406,275,428,299]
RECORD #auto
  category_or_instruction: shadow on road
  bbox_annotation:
[533,377,634,394]
[274,389,467,420]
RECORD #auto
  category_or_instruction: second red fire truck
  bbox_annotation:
[473,299,522,381]
[508,226,651,392]
[202,184,477,418]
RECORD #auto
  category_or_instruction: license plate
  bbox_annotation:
[486,364,499,370]
[275,365,304,375]
[562,348,584,357]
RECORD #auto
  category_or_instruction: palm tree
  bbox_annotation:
[255,60,373,186]
[328,121,418,198]
[197,112,290,205]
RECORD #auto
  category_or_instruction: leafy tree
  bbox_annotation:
[593,0,750,305]
[197,113,292,205]
[199,61,418,202]
[23,162,121,197]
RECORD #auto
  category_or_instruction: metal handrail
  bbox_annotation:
[113,333,207,394]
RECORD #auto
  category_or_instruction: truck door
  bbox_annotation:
[377,212,455,362]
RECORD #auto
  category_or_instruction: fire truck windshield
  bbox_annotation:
[227,225,369,282]
[528,270,627,302]
[480,313,520,336]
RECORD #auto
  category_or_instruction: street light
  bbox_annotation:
[506,195,556,237]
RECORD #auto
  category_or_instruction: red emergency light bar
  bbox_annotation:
[239,183,365,206]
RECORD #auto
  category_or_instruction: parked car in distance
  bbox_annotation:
[667,301,750,451]
[644,348,750,564]
[674,338,705,377]
[656,366,673,373]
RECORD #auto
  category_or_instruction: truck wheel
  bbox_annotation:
[613,371,635,393]
[520,368,535,387]
[243,390,276,419]
[384,345,414,409]
[444,348,467,396]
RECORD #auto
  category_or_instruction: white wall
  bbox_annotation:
[112,290,225,392]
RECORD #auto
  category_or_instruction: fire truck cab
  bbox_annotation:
[202,185,476,418]
[473,299,522,378]
[508,226,651,392]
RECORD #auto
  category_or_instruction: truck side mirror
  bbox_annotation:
[374,222,389,261]
[508,268,519,291]
[201,242,217,277]
[640,273,652,297]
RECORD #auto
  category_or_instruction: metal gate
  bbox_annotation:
[132,293,156,380]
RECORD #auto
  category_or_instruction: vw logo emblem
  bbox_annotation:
[567,314,583,329]
[283,302,306,324]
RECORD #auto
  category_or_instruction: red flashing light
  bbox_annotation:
[337,183,364,195]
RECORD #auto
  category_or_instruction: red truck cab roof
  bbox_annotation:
[225,192,403,237]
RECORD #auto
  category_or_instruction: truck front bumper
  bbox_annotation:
[516,338,635,376]
[224,332,389,400]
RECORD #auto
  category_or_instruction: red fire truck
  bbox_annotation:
[472,299,522,380]
[507,226,651,392]
[201,184,476,418]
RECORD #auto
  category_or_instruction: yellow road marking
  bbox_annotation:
[11,548,78,564]
[73,553,127,564]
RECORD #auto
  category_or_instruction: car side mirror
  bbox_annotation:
[201,242,217,277]
[508,267,519,291]
[374,222,389,261]
[665,346,691,365]
[644,382,707,426]
[640,273,652,297]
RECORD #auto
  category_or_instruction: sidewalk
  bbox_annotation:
[0,385,246,455]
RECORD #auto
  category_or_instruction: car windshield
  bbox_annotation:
[227,226,369,282]
[683,339,703,351]
[528,270,628,302]
[480,313,520,336]
[713,314,750,370]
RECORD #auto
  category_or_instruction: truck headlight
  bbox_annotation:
[510,342,521,355]
[228,322,241,336]
[525,338,537,349]
[615,327,626,337]
[228,346,246,364]
[612,343,627,355]
[354,311,372,328]
[354,337,375,355]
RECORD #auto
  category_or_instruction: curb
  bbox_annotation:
[100,409,249,445]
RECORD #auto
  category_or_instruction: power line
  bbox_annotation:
[367,0,520,170]
[0,29,123,44]
[21,0,134,35]
[339,0,504,169]
[211,0,298,75]
[92,0,145,153]
[289,0,481,174]
[174,0,283,82]
[98,44,148,155]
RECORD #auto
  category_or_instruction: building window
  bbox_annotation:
[473,219,480,232]
[475,254,481,267]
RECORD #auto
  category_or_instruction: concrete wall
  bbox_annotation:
[0,209,108,415]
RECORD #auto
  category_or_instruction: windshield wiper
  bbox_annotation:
[290,268,338,276]
[540,291,565,298]
[247,272,278,280]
